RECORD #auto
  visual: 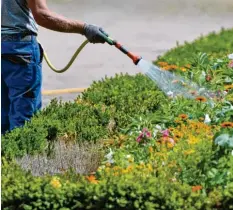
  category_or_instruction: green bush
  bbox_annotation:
[2,100,111,158]
[1,116,49,159]
[80,73,169,128]
[2,160,233,210]
[155,28,233,66]
[2,74,169,158]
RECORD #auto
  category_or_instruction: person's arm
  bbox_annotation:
[28,0,85,34]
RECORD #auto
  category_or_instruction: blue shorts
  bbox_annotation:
[1,34,43,134]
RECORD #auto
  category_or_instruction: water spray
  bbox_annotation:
[99,29,220,101]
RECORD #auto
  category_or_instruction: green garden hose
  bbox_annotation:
[39,39,89,73]
[39,34,142,95]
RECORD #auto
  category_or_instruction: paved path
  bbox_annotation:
[40,0,233,107]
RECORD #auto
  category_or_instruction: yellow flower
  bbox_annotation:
[170,65,178,70]
[127,165,134,172]
[188,135,199,145]
[105,168,110,173]
[114,172,119,176]
[224,84,233,91]
[169,127,175,132]
[158,61,168,67]
[173,131,183,141]
[147,164,153,172]
[167,142,174,148]
[50,177,62,188]
[122,169,129,174]
[199,117,204,122]
[227,96,233,101]
[180,67,187,72]
[162,66,171,71]
[168,161,177,168]
[149,146,153,153]
[183,149,195,155]
[105,162,111,167]
[112,166,121,172]
[174,119,182,124]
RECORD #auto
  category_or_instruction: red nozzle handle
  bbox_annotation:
[99,28,141,65]
[114,42,141,65]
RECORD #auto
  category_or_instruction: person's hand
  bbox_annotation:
[83,24,107,44]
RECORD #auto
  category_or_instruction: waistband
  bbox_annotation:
[1,33,37,42]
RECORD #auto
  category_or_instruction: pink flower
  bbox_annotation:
[228,60,233,68]
[161,129,169,137]
[136,133,143,143]
[136,128,151,143]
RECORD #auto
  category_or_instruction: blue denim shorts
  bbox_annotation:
[1,33,43,134]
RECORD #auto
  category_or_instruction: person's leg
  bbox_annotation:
[1,68,10,134]
[2,37,43,131]
[7,66,42,131]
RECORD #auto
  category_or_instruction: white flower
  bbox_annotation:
[171,177,177,182]
[126,155,131,159]
[198,88,206,93]
[155,125,162,130]
[153,124,162,137]
[105,148,114,163]
[223,91,228,96]
[204,114,211,124]
[167,91,174,98]
[228,53,233,60]
[201,71,206,77]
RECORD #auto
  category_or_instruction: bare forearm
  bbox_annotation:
[28,0,85,34]
[35,10,85,34]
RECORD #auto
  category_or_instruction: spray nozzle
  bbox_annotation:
[100,29,142,65]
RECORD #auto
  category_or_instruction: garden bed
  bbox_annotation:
[2,28,233,210]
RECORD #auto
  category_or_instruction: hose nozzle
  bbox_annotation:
[127,52,142,65]
[114,42,142,65]
[100,29,142,65]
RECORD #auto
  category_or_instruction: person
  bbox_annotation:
[1,0,107,135]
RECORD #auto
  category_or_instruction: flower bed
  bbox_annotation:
[2,28,233,209]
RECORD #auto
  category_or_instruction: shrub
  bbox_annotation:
[155,28,233,66]
[2,73,169,158]
[80,73,169,128]
[2,160,233,210]
[1,100,111,158]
